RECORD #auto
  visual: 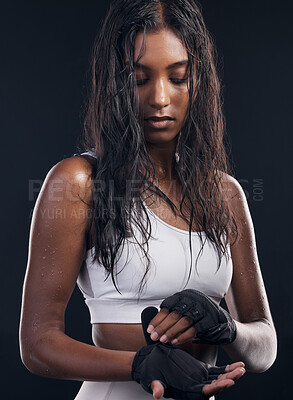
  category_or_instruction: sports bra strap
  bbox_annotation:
[73,149,97,159]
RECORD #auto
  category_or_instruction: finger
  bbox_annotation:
[208,364,245,382]
[149,309,181,341]
[150,380,165,400]
[141,307,159,345]
[206,365,226,375]
[150,311,193,342]
[159,317,195,343]
[169,326,197,345]
[147,308,169,334]
[203,378,235,397]
[217,367,245,382]
[225,362,245,372]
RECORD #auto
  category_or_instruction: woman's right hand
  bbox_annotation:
[151,361,245,399]
[132,341,245,400]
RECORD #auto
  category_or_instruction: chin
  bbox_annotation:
[143,129,180,144]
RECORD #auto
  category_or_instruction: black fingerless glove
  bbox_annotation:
[131,307,227,400]
[160,289,236,345]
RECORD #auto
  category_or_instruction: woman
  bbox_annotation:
[19,0,277,399]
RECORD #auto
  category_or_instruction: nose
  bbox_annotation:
[148,77,170,109]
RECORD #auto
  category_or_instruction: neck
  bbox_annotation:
[146,140,178,182]
[147,144,176,180]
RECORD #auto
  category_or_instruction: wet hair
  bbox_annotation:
[76,0,238,296]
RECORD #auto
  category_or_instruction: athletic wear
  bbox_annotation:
[76,149,233,324]
[75,382,215,400]
[160,289,237,344]
[75,381,155,399]
[74,150,232,399]
[132,342,226,399]
[132,306,227,399]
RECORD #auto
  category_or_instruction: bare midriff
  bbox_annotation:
[92,323,218,366]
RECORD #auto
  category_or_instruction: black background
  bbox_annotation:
[1,1,292,398]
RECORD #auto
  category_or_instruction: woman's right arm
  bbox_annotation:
[19,156,135,381]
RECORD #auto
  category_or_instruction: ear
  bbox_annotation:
[141,307,158,345]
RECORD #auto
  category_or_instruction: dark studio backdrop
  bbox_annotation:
[1,0,292,398]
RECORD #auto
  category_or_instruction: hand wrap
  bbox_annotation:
[131,306,227,400]
[160,289,236,344]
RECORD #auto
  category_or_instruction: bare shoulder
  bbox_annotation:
[43,155,94,205]
[216,170,251,246]
[30,155,95,242]
[216,170,247,212]
[24,155,96,281]
[47,155,94,183]
[217,171,243,199]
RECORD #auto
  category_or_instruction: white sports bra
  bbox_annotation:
[76,150,233,324]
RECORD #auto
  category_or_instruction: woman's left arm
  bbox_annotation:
[222,176,277,372]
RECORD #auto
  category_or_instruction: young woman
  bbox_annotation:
[19,1,277,399]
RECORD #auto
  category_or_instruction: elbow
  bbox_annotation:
[20,328,68,379]
[246,356,277,373]
[246,330,278,373]
[255,348,277,373]
[246,352,277,373]
[20,345,42,376]
[225,319,278,373]
[20,355,38,376]
[19,332,52,377]
[20,340,45,377]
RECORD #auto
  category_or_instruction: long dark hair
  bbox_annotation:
[76,0,238,296]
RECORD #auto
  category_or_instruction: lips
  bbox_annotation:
[145,116,174,121]
[144,116,175,129]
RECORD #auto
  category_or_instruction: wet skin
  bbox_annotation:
[92,27,246,398]
[93,26,212,360]
[20,27,278,400]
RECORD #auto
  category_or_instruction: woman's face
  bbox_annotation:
[132,28,190,145]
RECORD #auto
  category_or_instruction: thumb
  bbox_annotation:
[150,380,165,400]
[141,307,159,345]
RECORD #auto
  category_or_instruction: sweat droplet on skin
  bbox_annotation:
[32,313,40,331]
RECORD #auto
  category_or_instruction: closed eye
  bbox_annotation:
[136,79,149,86]
[136,78,188,86]
[170,78,188,84]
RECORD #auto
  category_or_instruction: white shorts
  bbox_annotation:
[74,381,215,400]
[74,381,155,399]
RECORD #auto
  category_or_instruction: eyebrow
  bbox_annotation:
[130,60,189,70]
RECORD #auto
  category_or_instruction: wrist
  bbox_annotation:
[127,352,136,379]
